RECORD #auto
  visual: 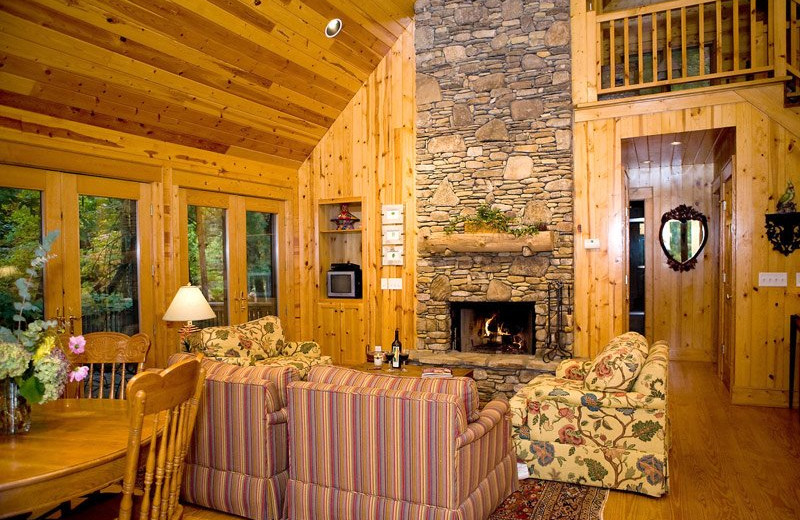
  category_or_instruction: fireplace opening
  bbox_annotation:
[450,302,535,355]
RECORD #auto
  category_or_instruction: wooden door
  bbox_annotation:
[179,191,284,327]
[339,302,366,365]
[719,161,735,388]
[0,166,153,338]
[316,303,341,363]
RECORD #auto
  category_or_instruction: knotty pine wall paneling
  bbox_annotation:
[573,83,800,406]
[297,29,416,362]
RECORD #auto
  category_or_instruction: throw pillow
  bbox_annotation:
[585,344,646,392]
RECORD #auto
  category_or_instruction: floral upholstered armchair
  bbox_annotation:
[186,315,331,379]
[510,332,670,497]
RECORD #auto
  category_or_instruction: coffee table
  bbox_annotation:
[345,362,474,379]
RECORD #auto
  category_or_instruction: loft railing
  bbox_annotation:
[788,0,800,98]
[595,0,773,97]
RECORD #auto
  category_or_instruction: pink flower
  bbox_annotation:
[68,335,86,354]
[69,365,89,382]
[558,407,575,420]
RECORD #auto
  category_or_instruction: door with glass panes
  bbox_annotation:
[0,165,154,338]
[179,189,281,327]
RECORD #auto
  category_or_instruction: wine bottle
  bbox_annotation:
[391,329,402,368]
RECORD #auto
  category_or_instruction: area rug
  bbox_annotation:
[489,478,608,520]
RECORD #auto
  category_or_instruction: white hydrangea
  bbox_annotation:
[0,342,31,379]
[33,349,68,403]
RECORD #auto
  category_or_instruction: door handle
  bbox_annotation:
[725,294,732,300]
[67,307,81,336]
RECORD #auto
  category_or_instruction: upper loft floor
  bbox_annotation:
[571,0,800,106]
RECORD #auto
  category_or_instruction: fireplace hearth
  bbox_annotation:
[450,302,535,355]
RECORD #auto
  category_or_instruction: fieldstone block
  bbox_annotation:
[417,74,442,105]
[503,156,533,180]
[430,274,452,301]
[555,129,571,150]
[486,279,512,301]
[427,135,466,153]
[501,0,523,19]
[510,99,544,120]
[544,21,570,47]
[472,73,506,91]
[521,200,552,224]
[444,45,467,63]
[475,118,509,141]
[521,54,546,70]
[509,256,549,277]
[451,103,473,127]
[544,179,571,192]
[431,180,460,206]
[416,25,435,51]
[454,5,487,24]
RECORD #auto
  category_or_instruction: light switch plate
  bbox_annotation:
[388,278,403,290]
[380,278,388,290]
[584,238,600,249]
[796,273,800,287]
[758,272,787,287]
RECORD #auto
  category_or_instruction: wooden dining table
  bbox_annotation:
[0,398,153,519]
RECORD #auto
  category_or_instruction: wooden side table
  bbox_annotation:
[790,314,799,409]
[345,362,474,379]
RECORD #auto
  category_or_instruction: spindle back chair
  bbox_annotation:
[65,332,150,399]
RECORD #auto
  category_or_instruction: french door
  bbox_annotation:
[0,165,153,337]
[178,189,281,327]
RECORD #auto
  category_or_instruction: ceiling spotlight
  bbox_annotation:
[325,18,343,38]
[670,141,682,146]
[642,160,652,165]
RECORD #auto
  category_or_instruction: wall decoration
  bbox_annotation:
[764,212,800,255]
[382,246,404,266]
[658,204,709,272]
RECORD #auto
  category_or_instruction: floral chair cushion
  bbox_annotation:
[604,331,650,357]
[196,316,285,360]
[255,353,331,379]
[555,359,593,381]
[584,344,646,392]
[632,341,669,398]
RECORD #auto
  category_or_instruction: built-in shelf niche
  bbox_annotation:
[317,198,363,300]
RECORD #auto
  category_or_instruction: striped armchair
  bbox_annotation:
[285,365,518,520]
[169,353,299,520]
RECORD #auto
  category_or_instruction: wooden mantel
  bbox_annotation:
[420,231,555,254]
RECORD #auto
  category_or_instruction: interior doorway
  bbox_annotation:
[622,129,735,364]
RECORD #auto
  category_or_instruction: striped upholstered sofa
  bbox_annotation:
[169,353,299,520]
[510,332,670,497]
[285,365,518,520]
[186,315,331,378]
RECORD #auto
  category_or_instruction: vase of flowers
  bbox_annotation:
[0,231,88,435]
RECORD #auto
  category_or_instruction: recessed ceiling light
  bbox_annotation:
[642,160,652,165]
[325,18,343,38]
[670,141,682,146]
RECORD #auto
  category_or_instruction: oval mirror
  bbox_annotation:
[658,204,708,272]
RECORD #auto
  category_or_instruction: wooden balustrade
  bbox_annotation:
[595,0,774,96]
[789,0,800,97]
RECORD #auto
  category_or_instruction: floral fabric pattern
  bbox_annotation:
[584,345,645,392]
[510,338,670,497]
[191,316,331,379]
[554,359,593,381]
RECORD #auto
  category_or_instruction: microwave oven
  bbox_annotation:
[327,263,362,298]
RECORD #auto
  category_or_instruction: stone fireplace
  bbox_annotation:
[450,301,535,355]
[413,0,575,401]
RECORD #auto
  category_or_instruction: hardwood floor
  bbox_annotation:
[181,361,800,520]
[604,361,800,520]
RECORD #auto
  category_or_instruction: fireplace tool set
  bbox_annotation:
[543,281,573,362]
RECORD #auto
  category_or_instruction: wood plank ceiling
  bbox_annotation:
[622,128,735,169]
[0,0,414,169]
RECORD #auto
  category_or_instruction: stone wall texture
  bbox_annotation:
[415,0,574,353]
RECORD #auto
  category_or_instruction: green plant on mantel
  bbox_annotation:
[444,204,546,237]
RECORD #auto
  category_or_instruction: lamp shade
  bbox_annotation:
[163,284,216,322]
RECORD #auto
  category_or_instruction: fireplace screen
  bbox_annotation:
[450,302,535,355]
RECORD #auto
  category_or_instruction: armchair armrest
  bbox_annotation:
[532,376,666,411]
[281,340,321,358]
[456,400,509,448]
[555,358,593,380]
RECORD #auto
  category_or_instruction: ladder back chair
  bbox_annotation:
[65,332,151,399]
[120,356,206,520]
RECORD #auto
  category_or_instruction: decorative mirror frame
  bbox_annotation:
[658,204,709,272]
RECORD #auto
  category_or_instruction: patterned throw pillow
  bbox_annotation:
[197,316,285,361]
[584,344,646,392]
[604,331,650,358]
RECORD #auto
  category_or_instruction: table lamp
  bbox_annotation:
[163,284,216,338]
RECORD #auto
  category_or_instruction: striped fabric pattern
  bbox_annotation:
[286,371,517,520]
[307,364,482,422]
[168,354,298,520]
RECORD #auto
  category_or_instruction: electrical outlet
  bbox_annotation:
[797,273,800,287]
[758,272,787,287]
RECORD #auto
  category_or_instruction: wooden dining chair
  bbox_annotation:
[64,332,151,399]
[118,356,205,520]
[60,356,205,520]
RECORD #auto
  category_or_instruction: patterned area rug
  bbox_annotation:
[489,478,608,520]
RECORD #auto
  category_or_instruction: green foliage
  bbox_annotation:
[631,420,662,441]
[443,204,544,237]
[584,459,609,482]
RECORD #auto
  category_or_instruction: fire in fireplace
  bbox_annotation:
[450,302,535,355]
